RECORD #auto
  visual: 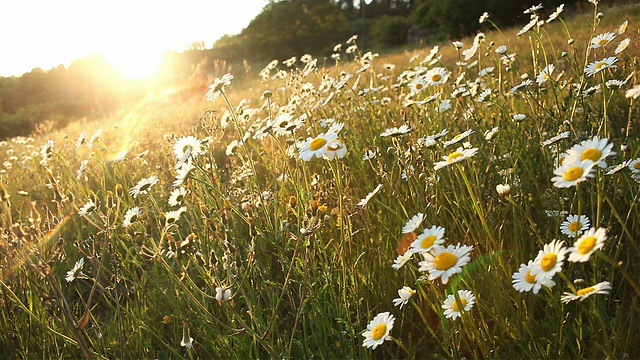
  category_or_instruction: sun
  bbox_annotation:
[103,49,164,79]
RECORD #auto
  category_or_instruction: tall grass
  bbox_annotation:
[2,2,640,358]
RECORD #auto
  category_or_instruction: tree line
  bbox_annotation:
[1,0,583,139]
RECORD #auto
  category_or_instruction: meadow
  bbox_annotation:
[2,1,640,358]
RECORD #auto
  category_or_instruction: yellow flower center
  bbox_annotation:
[597,38,609,45]
[434,252,458,270]
[447,151,464,162]
[451,298,467,311]
[371,323,387,340]
[581,148,602,162]
[594,61,607,70]
[568,221,581,232]
[540,253,557,272]
[432,74,442,82]
[634,162,640,170]
[309,137,327,151]
[578,236,597,254]
[563,166,584,181]
[415,83,424,90]
[420,235,437,249]
[525,270,537,284]
[576,286,595,296]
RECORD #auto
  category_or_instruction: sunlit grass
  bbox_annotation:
[2,2,640,358]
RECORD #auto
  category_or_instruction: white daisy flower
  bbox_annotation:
[560,214,590,238]
[380,124,412,137]
[628,158,640,173]
[129,175,159,198]
[425,67,449,86]
[626,85,640,100]
[442,290,475,320]
[362,312,394,350]
[323,139,348,160]
[419,244,473,284]
[168,187,189,207]
[392,251,413,270]
[402,213,425,234]
[392,286,416,309]
[122,206,143,227]
[590,32,616,48]
[536,64,555,85]
[530,239,567,282]
[173,136,204,163]
[615,38,630,55]
[561,281,611,303]
[215,286,232,301]
[65,258,87,282]
[78,199,97,217]
[512,260,556,294]
[566,135,616,168]
[409,76,427,93]
[567,227,607,262]
[434,147,478,170]
[551,159,596,188]
[298,132,339,161]
[409,225,445,254]
[357,184,383,207]
[205,73,234,102]
[584,57,618,77]
[442,129,474,148]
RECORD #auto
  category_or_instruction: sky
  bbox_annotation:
[0,0,268,78]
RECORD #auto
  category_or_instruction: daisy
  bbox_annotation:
[173,161,194,187]
[380,124,412,137]
[357,184,383,207]
[419,244,473,284]
[584,57,618,77]
[323,139,348,160]
[626,86,640,100]
[392,286,416,309]
[76,160,88,180]
[590,32,616,49]
[434,147,478,170]
[402,213,424,234]
[409,76,427,93]
[551,159,596,188]
[392,251,413,270]
[566,135,616,168]
[541,131,570,147]
[65,258,87,282]
[362,312,394,350]
[606,79,626,89]
[512,260,556,294]
[122,206,142,227]
[409,225,445,254]
[205,73,234,102]
[129,175,159,198]
[568,227,607,262]
[517,16,539,37]
[298,132,338,161]
[615,38,630,55]
[628,158,640,173]
[40,140,54,162]
[165,207,187,226]
[173,136,204,163]
[546,4,564,23]
[560,214,590,238]
[78,199,97,217]
[561,281,611,303]
[442,290,475,320]
[442,129,474,147]
[495,45,508,54]
[75,132,86,151]
[425,67,449,86]
[524,3,543,14]
[479,12,489,23]
[530,239,567,281]
[536,64,555,85]
[168,187,189,207]
[618,20,628,34]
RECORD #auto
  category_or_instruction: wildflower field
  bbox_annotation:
[3,2,640,358]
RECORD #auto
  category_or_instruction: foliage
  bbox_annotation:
[370,15,412,48]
